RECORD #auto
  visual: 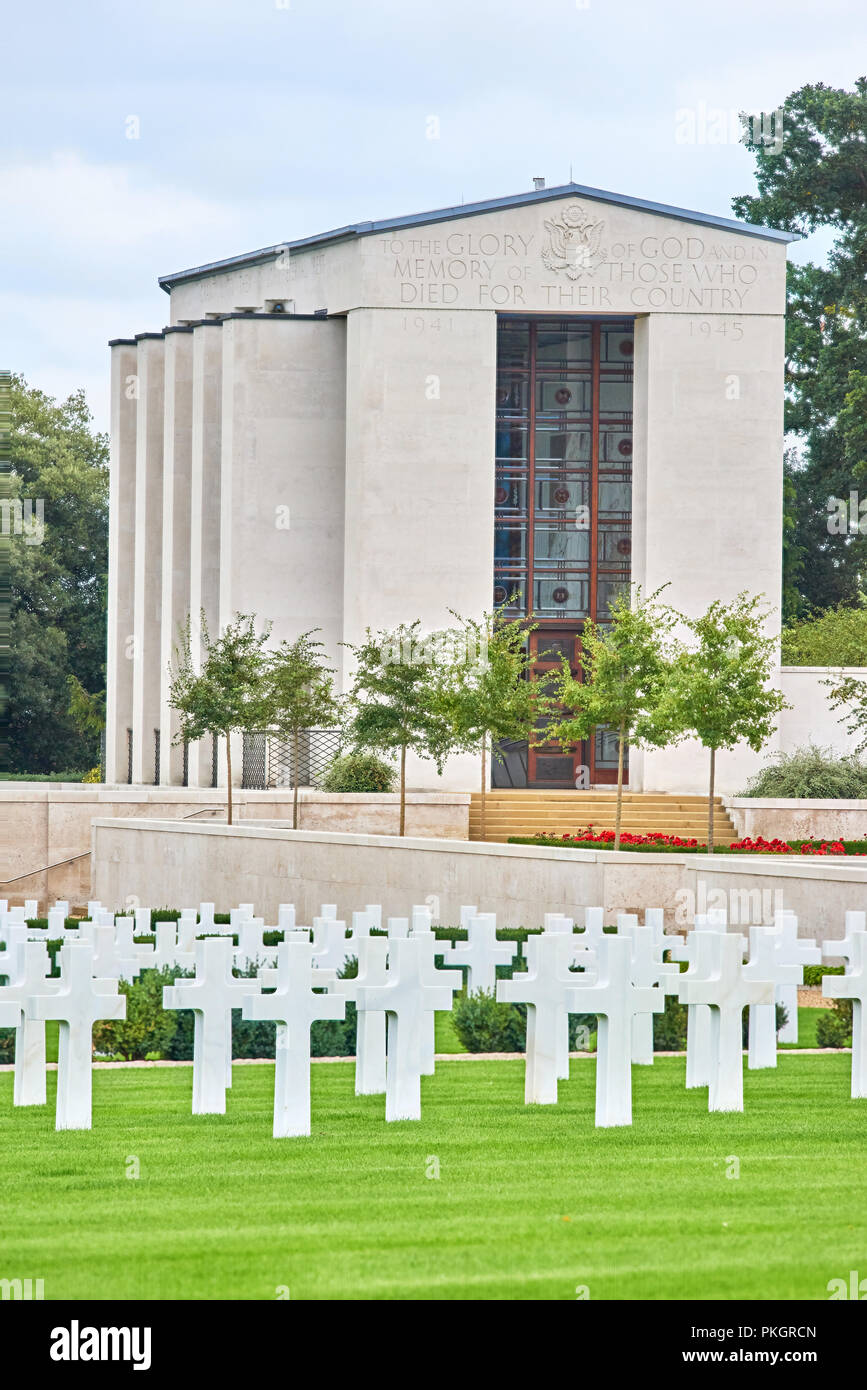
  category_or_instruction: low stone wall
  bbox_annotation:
[0,785,469,906]
[724,797,867,843]
[91,817,865,953]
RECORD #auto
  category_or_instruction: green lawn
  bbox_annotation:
[1,1055,864,1300]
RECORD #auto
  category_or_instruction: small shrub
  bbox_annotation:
[739,744,867,799]
[0,1029,14,1063]
[816,998,853,1048]
[322,752,396,794]
[452,989,527,1052]
[92,966,180,1060]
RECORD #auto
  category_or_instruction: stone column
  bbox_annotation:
[637,311,785,793]
[131,334,165,785]
[219,314,348,789]
[105,341,138,784]
[158,328,194,784]
[188,321,223,787]
[342,307,496,790]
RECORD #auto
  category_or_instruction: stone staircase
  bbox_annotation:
[468,790,737,845]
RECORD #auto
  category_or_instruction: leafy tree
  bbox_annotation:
[547,587,678,851]
[343,621,456,836]
[733,77,867,617]
[263,630,341,828]
[435,606,541,841]
[5,375,108,772]
[168,611,272,824]
[824,663,867,756]
[657,594,787,851]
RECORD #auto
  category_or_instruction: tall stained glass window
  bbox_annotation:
[494,317,634,625]
[493,316,634,787]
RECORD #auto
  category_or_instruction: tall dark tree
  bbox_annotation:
[5,376,108,773]
[733,77,867,619]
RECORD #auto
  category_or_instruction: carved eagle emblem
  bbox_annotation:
[541,203,607,280]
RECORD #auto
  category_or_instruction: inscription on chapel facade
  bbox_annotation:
[378,204,772,311]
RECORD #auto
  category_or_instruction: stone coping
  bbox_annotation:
[91,816,867,882]
[725,796,867,810]
[0,785,468,805]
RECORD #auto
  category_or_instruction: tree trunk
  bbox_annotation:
[707,745,716,854]
[225,730,233,826]
[614,718,626,852]
[399,743,406,837]
[293,728,300,830]
[480,734,487,842]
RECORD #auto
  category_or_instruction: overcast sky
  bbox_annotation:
[2,0,862,432]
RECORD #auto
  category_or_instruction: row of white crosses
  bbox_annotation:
[0,898,366,1131]
[160,902,467,1134]
[4,896,867,1135]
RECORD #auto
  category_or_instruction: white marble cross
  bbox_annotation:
[572,934,665,1125]
[539,918,590,1079]
[242,941,345,1137]
[342,937,390,1095]
[163,937,260,1114]
[363,904,382,930]
[459,905,478,928]
[0,922,29,973]
[114,917,151,977]
[824,932,867,1098]
[823,913,866,1078]
[351,909,376,941]
[543,913,574,933]
[177,912,199,956]
[617,919,681,1064]
[678,931,772,1112]
[27,943,126,1129]
[311,917,352,972]
[355,935,457,1121]
[679,928,724,1089]
[773,909,821,1043]
[277,903,296,932]
[90,925,142,983]
[142,921,194,973]
[0,941,59,1105]
[387,917,409,939]
[824,911,866,968]
[643,907,685,962]
[24,898,39,918]
[744,926,800,1070]
[498,933,592,1105]
[577,906,606,945]
[133,907,152,936]
[411,905,433,934]
[46,908,68,939]
[443,913,517,995]
[235,918,277,972]
[198,902,217,931]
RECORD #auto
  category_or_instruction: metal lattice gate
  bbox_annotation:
[241,728,342,790]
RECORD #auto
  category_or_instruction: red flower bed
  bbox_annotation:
[535,828,866,855]
[557,828,702,848]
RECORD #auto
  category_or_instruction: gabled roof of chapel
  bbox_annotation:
[158,180,801,293]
